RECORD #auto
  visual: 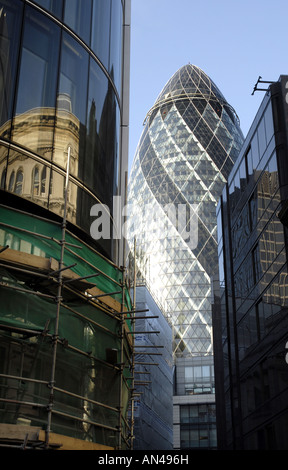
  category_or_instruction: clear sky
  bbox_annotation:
[128,0,288,171]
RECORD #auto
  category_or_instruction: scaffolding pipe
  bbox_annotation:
[117,170,128,450]
[63,273,100,284]
[130,237,137,450]
[0,283,56,299]
[87,290,122,299]
[46,146,71,448]
[60,302,119,337]
[49,409,118,433]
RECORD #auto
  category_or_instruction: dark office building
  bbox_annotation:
[0,0,132,450]
[214,75,288,449]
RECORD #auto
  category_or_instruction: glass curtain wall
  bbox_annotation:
[0,0,124,261]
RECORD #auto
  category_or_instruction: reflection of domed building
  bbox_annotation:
[0,0,131,450]
[127,64,244,449]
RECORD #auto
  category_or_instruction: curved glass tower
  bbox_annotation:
[128,64,244,448]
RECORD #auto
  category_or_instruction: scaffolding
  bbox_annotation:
[0,147,137,450]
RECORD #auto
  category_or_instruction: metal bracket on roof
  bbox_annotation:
[252,76,275,95]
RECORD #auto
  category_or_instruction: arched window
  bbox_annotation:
[41,166,46,194]
[8,171,15,192]
[0,167,6,189]
[32,166,39,196]
[15,169,23,195]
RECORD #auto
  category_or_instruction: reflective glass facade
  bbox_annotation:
[215,76,288,449]
[0,0,129,262]
[128,64,244,362]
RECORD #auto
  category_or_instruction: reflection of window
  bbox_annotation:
[32,166,40,195]
[15,169,23,195]
[180,404,217,449]
[252,244,261,284]
[8,171,15,191]
[41,166,46,194]
[0,168,6,189]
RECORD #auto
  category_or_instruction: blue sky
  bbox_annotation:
[128,0,288,171]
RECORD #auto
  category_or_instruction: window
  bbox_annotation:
[252,244,261,284]
[91,0,111,69]
[32,166,40,196]
[184,364,214,394]
[58,32,89,126]
[109,0,123,91]
[15,169,23,195]
[0,167,6,189]
[41,166,46,194]
[180,404,217,449]
[13,7,60,158]
[0,0,23,130]
[8,171,15,191]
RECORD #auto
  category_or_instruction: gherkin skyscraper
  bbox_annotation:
[127,64,244,448]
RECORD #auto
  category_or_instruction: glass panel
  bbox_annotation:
[264,101,274,144]
[0,144,8,189]
[13,7,60,159]
[258,117,267,159]
[54,32,89,177]
[0,0,23,135]
[109,0,123,91]
[83,58,120,210]
[180,406,189,423]
[33,0,63,18]
[81,59,108,197]
[15,168,23,195]
[91,0,111,69]
[32,165,40,196]
[57,32,88,125]
[77,187,113,257]
[8,170,14,191]
[64,0,92,45]
[251,132,259,171]
[202,365,210,377]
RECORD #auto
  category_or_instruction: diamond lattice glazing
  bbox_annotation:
[127,64,244,358]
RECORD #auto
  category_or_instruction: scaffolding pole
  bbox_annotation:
[46,146,71,449]
[129,237,137,449]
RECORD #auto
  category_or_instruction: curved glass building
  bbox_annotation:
[127,64,244,448]
[0,0,129,262]
[0,0,132,450]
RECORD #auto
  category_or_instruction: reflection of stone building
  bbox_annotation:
[0,100,80,224]
[214,75,288,450]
